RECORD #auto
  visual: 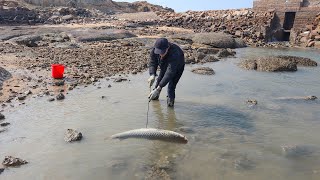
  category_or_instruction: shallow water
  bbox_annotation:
[0,47,320,180]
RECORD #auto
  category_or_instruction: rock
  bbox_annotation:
[192,32,238,48]
[203,55,219,62]
[48,98,55,102]
[108,84,112,88]
[114,77,128,82]
[217,49,236,58]
[277,55,317,67]
[307,41,315,47]
[185,56,196,64]
[191,67,215,75]
[195,52,206,62]
[0,122,10,127]
[24,90,32,95]
[0,113,5,120]
[10,35,41,47]
[234,38,247,48]
[74,29,137,42]
[0,168,4,174]
[282,145,315,158]
[246,99,258,105]
[61,15,74,21]
[64,129,83,142]
[17,95,27,101]
[197,47,220,54]
[56,93,65,100]
[0,67,12,83]
[257,58,297,72]
[54,80,65,86]
[239,59,257,70]
[2,156,28,167]
[239,57,298,72]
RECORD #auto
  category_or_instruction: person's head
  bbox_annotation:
[154,38,170,57]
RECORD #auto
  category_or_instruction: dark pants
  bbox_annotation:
[167,66,184,100]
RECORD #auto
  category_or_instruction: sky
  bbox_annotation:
[114,0,254,12]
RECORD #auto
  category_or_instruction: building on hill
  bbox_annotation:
[253,0,320,42]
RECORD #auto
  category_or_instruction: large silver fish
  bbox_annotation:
[111,128,188,144]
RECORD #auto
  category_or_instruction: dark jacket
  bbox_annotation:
[149,43,185,88]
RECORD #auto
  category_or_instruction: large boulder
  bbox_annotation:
[192,32,245,48]
[10,35,41,47]
[70,29,137,42]
[217,49,236,58]
[277,55,317,67]
[239,57,298,72]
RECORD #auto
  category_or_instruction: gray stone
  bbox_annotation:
[0,122,10,127]
[203,55,219,62]
[277,55,317,67]
[197,47,220,54]
[48,98,55,102]
[73,29,137,42]
[24,90,32,95]
[56,93,65,100]
[64,129,83,142]
[54,80,65,86]
[239,57,298,72]
[10,35,41,47]
[0,113,5,120]
[0,168,4,174]
[191,67,215,75]
[2,156,28,167]
[217,49,236,58]
[17,95,27,101]
[195,52,206,62]
[246,99,258,106]
[192,32,238,48]
[61,15,74,21]
[234,38,247,48]
[114,77,128,82]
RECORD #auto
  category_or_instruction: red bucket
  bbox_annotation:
[51,64,65,79]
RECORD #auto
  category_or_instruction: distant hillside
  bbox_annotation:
[21,0,174,13]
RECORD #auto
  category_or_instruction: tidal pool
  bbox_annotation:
[0,47,319,180]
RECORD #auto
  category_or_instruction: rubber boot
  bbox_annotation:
[167,96,175,107]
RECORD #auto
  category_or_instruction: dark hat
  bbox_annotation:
[154,38,169,55]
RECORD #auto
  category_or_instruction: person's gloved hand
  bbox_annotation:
[148,86,162,101]
[148,75,155,88]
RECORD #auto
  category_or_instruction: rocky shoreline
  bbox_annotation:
[0,1,320,179]
[0,0,319,123]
